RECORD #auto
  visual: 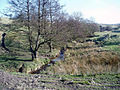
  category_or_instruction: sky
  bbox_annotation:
[0,0,120,24]
[0,0,8,12]
[60,0,120,24]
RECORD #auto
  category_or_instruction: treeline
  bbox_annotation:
[2,0,99,60]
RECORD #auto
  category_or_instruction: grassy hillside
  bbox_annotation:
[0,18,51,73]
[0,18,120,89]
[88,30,120,52]
[0,17,13,24]
[35,26,120,75]
[0,19,120,75]
[43,42,120,75]
[100,24,120,32]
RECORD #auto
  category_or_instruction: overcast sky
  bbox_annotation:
[0,0,120,24]
[60,0,120,24]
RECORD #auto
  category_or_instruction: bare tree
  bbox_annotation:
[7,0,62,60]
[6,0,99,60]
[52,12,99,44]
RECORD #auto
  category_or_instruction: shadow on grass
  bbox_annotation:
[9,58,33,62]
[0,55,32,62]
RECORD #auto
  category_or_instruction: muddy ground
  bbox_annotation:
[0,70,120,90]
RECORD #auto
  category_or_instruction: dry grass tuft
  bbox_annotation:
[46,42,120,75]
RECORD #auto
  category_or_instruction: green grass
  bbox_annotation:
[92,31,120,40]
[0,20,120,76]
[0,60,23,72]
[59,73,120,87]
[88,30,120,53]
[0,54,50,73]
[72,80,90,85]
[102,45,120,52]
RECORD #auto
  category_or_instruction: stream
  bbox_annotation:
[29,48,65,74]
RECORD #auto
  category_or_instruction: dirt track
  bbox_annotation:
[0,69,120,90]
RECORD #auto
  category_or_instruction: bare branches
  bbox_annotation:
[5,0,99,60]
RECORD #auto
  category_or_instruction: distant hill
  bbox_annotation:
[99,24,120,32]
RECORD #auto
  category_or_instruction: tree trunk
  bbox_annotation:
[31,51,39,61]
[47,41,52,52]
